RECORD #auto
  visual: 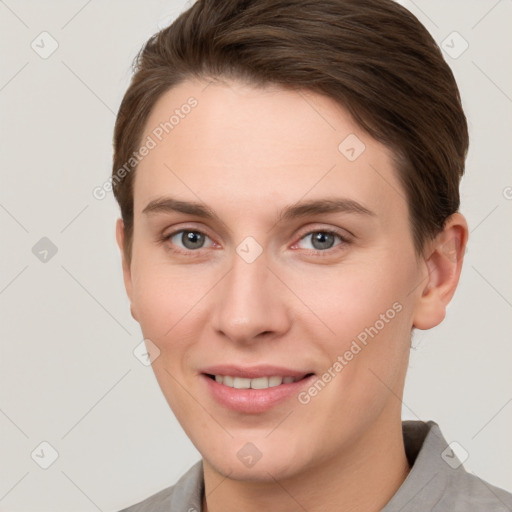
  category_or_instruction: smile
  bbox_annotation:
[207,374,308,389]
[201,371,316,413]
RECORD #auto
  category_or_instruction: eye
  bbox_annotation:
[166,229,215,251]
[295,230,347,251]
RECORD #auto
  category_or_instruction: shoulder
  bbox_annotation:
[118,460,204,512]
[119,484,175,512]
[384,421,512,512]
[434,468,512,511]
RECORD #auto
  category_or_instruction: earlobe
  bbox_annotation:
[412,213,468,330]
[115,218,138,321]
[115,218,128,274]
[130,304,138,322]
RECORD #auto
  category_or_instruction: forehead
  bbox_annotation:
[133,79,406,222]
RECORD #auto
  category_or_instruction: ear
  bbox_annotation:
[115,218,138,322]
[412,213,469,330]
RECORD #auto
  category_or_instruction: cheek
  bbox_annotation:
[132,271,173,338]
[325,273,413,404]
[129,253,214,352]
[290,261,410,339]
[129,262,206,410]
[290,255,415,386]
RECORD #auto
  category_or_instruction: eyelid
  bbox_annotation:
[160,224,219,253]
[293,224,353,243]
[162,223,216,241]
[288,226,352,255]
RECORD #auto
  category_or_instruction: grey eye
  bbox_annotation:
[170,230,211,250]
[298,231,341,251]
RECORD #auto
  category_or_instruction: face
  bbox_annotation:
[118,78,432,481]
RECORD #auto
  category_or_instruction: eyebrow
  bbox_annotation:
[142,196,376,222]
[142,197,222,221]
[278,197,375,222]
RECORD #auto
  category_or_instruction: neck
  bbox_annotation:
[202,414,410,512]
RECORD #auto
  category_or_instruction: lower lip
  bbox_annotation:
[201,374,316,414]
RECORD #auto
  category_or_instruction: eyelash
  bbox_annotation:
[160,227,351,257]
[292,229,350,255]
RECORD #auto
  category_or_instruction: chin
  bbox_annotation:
[202,439,310,481]
[210,456,301,482]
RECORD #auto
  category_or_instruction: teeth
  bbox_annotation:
[233,377,251,389]
[213,375,301,389]
[268,376,283,387]
[251,377,271,389]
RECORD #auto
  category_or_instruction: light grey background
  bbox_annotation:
[0,1,510,511]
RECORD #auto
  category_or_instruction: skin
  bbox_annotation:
[116,78,468,512]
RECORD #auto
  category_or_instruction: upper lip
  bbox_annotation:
[201,364,314,379]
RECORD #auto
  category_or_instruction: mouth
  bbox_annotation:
[200,367,316,413]
[204,373,314,389]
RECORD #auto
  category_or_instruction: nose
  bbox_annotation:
[211,248,291,345]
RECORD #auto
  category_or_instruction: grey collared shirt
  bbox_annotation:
[120,420,512,511]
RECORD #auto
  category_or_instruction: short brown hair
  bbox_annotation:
[112,0,468,263]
